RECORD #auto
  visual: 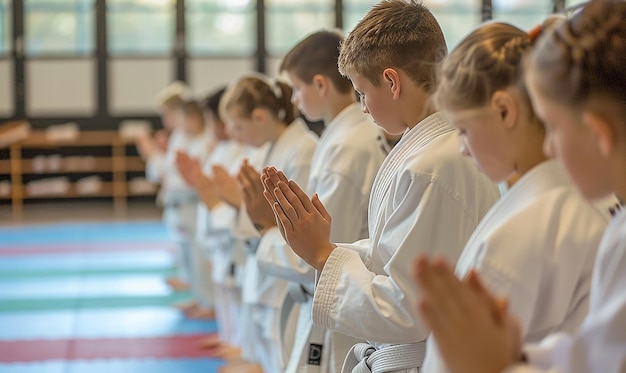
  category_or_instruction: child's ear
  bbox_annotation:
[491,91,517,130]
[251,108,266,125]
[583,111,616,158]
[382,68,401,100]
[313,74,328,97]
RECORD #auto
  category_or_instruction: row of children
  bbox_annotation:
[139,0,626,371]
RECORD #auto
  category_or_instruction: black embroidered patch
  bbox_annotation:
[308,343,323,366]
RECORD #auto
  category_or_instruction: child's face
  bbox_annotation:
[288,72,325,122]
[161,107,183,131]
[446,107,515,183]
[183,113,204,136]
[527,73,612,200]
[225,107,266,147]
[204,110,229,141]
[349,71,405,135]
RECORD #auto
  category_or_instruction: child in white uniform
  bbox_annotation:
[414,1,626,372]
[158,100,213,309]
[219,74,318,373]
[136,82,190,290]
[177,87,254,352]
[421,21,611,373]
[261,2,499,372]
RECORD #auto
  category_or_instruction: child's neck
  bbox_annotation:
[267,120,287,143]
[186,126,203,137]
[514,122,548,177]
[323,94,357,125]
[403,87,435,130]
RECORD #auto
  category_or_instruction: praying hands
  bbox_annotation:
[261,167,336,271]
[237,160,277,234]
[413,256,524,373]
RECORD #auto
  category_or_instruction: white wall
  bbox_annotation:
[0,60,13,117]
[265,56,284,78]
[187,58,254,97]
[10,57,275,118]
[26,60,96,116]
[108,58,174,115]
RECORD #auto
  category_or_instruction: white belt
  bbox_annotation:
[342,341,426,373]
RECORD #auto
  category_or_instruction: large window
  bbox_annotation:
[266,0,335,56]
[24,0,94,56]
[343,0,375,33]
[186,0,255,56]
[492,0,553,31]
[0,0,10,54]
[107,0,175,55]
[426,0,481,48]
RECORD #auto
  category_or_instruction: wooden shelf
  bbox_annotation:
[22,182,115,200]
[4,128,156,220]
[8,156,147,174]
[19,131,135,148]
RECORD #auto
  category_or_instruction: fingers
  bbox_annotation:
[288,180,314,214]
[312,194,332,223]
[239,161,262,195]
[237,171,253,203]
[273,182,300,222]
[465,270,508,321]
[414,256,465,327]
[212,165,228,180]
[414,257,456,335]
[261,171,277,194]
[271,200,293,234]
[262,184,278,205]
[277,180,309,218]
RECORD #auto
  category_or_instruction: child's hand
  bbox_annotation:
[212,165,242,209]
[197,174,221,210]
[261,167,289,239]
[135,134,157,160]
[154,130,169,152]
[175,151,203,187]
[263,167,335,271]
[237,160,276,233]
[413,257,523,373]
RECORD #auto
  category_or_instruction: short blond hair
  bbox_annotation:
[338,0,447,92]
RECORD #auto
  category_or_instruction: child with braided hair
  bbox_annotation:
[420,19,613,373]
[415,1,626,372]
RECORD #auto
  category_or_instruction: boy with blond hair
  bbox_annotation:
[261,1,499,371]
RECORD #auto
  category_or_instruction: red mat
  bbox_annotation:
[0,334,218,362]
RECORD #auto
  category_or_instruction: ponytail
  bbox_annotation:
[221,73,299,125]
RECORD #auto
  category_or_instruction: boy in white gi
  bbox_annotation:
[261,1,499,371]
[414,1,626,372]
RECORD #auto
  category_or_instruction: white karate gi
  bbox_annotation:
[155,128,213,282]
[422,161,611,373]
[256,103,388,373]
[192,140,253,344]
[498,205,626,373]
[311,113,500,372]
[234,118,318,373]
